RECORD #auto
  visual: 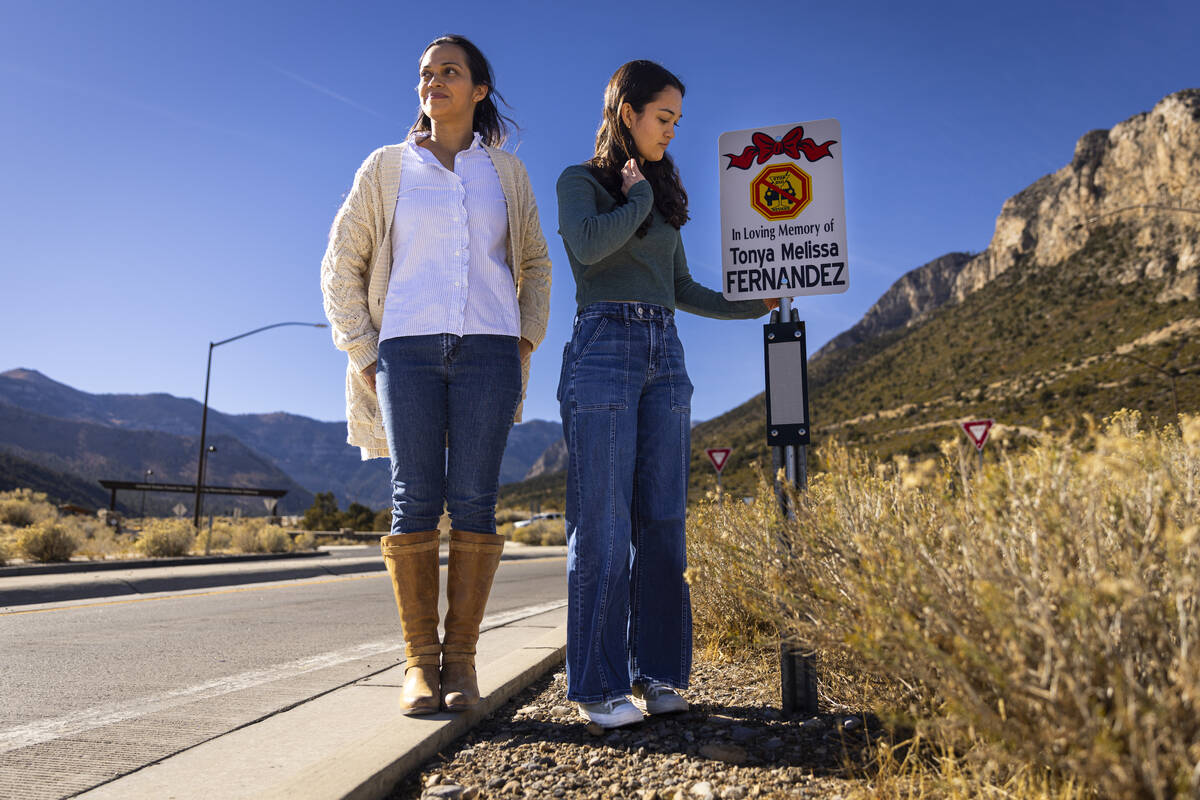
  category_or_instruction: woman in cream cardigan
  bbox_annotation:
[320,34,550,715]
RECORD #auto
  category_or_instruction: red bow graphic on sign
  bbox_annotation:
[723,126,837,170]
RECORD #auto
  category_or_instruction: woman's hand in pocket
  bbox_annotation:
[361,362,377,394]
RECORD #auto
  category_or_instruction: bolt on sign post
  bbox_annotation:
[706,448,732,501]
[961,418,995,472]
[720,118,848,717]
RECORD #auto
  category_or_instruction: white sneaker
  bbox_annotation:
[632,681,689,714]
[577,696,644,728]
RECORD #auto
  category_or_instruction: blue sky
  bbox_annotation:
[1,0,1196,427]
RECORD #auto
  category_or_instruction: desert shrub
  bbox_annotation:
[231,522,265,553]
[69,516,130,559]
[0,489,57,527]
[685,488,781,657]
[18,522,78,562]
[226,519,290,553]
[0,539,9,567]
[509,519,565,546]
[710,411,1200,798]
[259,528,290,553]
[198,522,234,553]
[136,519,195,557]
[0,501,37,528]
[291,532,317,551]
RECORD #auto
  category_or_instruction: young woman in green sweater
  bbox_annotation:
[555,60,775,728]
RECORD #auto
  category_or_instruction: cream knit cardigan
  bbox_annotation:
[320,143,552,460]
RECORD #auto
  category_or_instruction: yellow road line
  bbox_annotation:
[1,555,565,617]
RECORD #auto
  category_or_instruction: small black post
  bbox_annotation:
[767,298,819,716]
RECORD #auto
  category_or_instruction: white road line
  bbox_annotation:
[0,600,565,755]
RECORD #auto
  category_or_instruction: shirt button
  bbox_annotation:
[637,306,644,316]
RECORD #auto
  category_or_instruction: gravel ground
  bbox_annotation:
[387,653,883,800]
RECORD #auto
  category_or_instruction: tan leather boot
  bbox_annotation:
[441,529,504,710]
[380,530,442,715]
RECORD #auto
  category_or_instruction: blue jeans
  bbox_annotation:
[377,334,521,535]
[557,302,694,702]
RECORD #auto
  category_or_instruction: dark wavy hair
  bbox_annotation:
[408,34,516,148]
[588,60,689,236]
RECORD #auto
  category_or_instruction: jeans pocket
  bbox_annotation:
[571,318,628,411]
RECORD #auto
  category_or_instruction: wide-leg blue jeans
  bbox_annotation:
[376,334,522,535]
[557,302,694,703]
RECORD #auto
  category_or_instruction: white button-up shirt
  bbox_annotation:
[379,132,520,342]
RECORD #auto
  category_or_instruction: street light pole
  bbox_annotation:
[192,322,328,529]
[201,445,216,554]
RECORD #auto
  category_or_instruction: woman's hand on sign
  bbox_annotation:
[620,159,646,196]
[763,298,780,310]
[361,362,377,394]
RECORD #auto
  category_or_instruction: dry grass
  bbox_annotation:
[0,489,305,562]
[686,411,1200,799]
[0,489,57,528]
[137,519,196,557]
[507,518,566,546]
[16,522,78,562]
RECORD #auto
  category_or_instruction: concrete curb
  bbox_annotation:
[76,610,569,800]
[0,549,331,577]
[0,545,567,608]
[304,629,566,800]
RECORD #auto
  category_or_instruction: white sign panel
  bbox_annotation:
[719,119,847,300]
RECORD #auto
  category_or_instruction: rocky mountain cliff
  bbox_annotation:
[813,252,974,360]
[816,90,1200,362]
[524,438,567,480]
[952,88,1200,304]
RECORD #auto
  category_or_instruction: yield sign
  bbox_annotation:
[961,419,994,452]
[706,448,732,473]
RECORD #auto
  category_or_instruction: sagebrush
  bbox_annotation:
[686,411,1199,798]
[137,519,195,557]
[18,523,78,562]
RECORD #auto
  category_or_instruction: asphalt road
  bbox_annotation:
[0,552,567,799]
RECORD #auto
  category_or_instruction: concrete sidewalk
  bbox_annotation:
[75,605,568,800]
[0,543,567,608]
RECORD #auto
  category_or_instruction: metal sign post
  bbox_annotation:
[764,295,818,715]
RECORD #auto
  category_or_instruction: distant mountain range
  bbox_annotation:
[501,88,1200,507]
[0,368,561,513]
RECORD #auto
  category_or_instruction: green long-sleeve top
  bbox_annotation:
[556,165,766,319]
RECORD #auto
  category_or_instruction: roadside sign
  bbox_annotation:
[706,448,732,473]
[961,419,994,452]
[172,503,187,518]
[719,119,847,301]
